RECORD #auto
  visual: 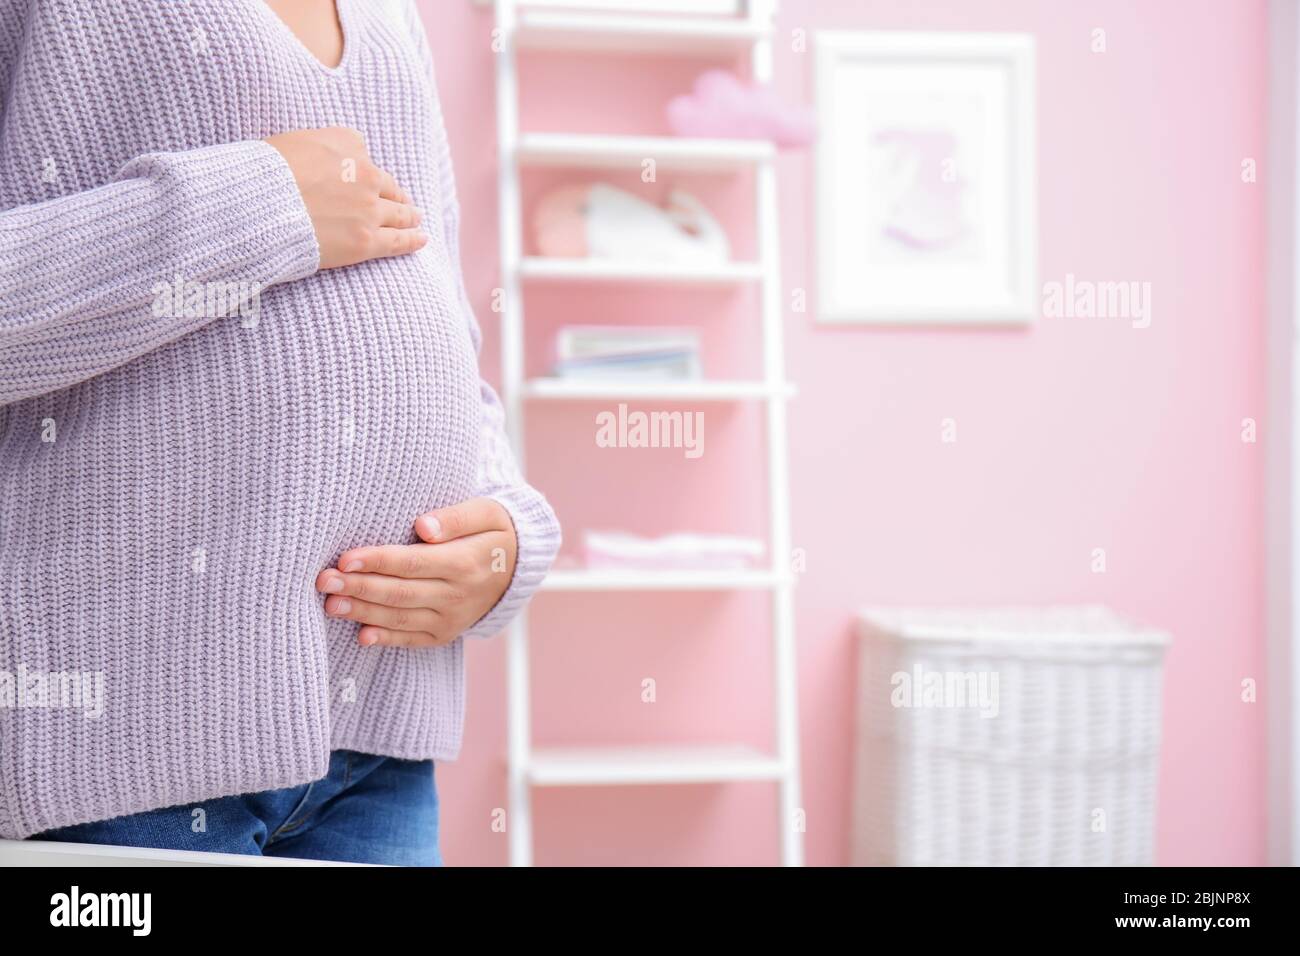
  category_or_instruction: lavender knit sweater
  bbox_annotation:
[0,0,560,839]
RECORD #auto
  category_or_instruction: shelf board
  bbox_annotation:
[520,257,763,285]
[516,132,774,172]
[540,568,786,591]
[514,11,768,56]
[522,379,794,401]
[526,744,785,786]
[472,0,746,15]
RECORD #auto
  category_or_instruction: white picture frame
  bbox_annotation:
[814,31,1038,325]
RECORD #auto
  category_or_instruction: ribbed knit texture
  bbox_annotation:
[0,0,560,839]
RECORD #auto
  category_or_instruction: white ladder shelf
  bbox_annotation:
[489,0,802,866]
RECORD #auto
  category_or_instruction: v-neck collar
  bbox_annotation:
[254,0,360,77]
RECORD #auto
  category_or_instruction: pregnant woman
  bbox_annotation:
[0,0,560,865]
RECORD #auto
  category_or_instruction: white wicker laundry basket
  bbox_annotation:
[852,606,1171,866]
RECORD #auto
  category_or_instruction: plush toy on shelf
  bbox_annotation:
[666,68,816,148]
[532,182,730,264]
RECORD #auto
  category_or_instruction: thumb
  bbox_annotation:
[415,496,510,543]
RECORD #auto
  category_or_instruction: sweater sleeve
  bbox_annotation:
[0,139,321,405]
[403,1,561,640]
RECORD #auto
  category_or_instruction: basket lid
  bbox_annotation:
[856,605,1172,648]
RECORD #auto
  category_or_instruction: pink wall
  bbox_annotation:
[420,0,1268,865]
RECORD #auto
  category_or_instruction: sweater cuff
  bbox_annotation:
[117,139,321,286]
[460,485,562,640]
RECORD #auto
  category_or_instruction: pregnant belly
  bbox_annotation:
[280,257,483,538]
[3,250,484,577]
[172,254,484,555]
[0,254,484,642]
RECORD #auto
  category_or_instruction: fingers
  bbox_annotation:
[377,198,421,230]
[335,538,494,580]
[316,568,450,607]
[323,592,443,636]
[333,545,440,579]
[369,175,422,258]
[373,226,428,259]
[373,164,410,204]
[358,626,455,649]
[415,497,512,543]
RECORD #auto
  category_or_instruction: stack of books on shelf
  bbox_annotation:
[551,326,702,381]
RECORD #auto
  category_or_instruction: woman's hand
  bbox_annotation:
[315,498,518,647]
[265,127,426,270]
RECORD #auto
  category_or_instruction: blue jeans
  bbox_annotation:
[28,750,441,866]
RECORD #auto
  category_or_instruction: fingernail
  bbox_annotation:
[321,573,344,593]
[328,597,352,615]
[341,560,363,573]
[359,631,378,647]
[418,515,441,540]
